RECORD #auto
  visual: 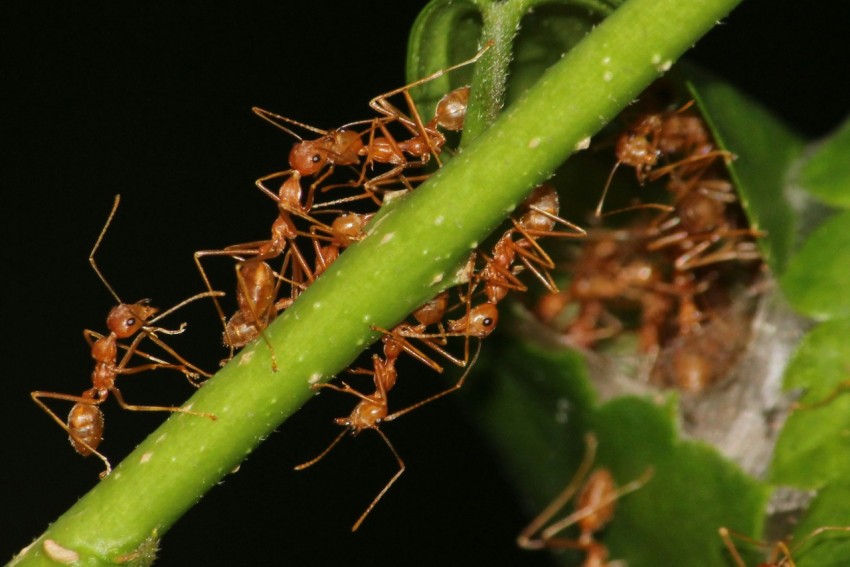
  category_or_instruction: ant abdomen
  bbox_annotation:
[67,401,105,457]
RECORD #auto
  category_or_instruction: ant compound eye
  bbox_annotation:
[125,318,136,327]
[311,154,322,164]
[484,318,494,327]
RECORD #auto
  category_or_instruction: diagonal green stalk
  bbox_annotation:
[12,0,741,563]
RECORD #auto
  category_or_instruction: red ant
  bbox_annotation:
[309,211,373,277]
[477,184,586,301]
[254,42,491,207]
[31,195,219,476]
[379,186,578,372]
[372,261,500,375]
[517,433,653,565]
[595,100,733,217]
[295,344,481,531]
[536,227,672,351]
[362,41,492,175]
[194,184,319,368]
[646,172,763,271]
[719,525,850,566]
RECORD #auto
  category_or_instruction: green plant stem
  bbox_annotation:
[13,0,741,564]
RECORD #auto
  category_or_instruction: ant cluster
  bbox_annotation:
[534,87,765,395]
[26,39,850,564]
[30,42,584,531]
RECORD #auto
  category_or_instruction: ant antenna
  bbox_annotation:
[252,106,321,140]
[89,194,123,304]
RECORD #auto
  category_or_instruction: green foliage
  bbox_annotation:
[771,318,850,488]
[780,211,850,320]
[800,117,850,209]
[468,340,767,566]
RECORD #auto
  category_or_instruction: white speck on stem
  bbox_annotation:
[313,301,322,310]
[601,56,611,65]
[469,241,478,250]
[528,136,541,149]
[657,59,672,72]
[574,137,591,151]
[431,273,444,285]
[380,232,395,244]
[140,452,153,464]
[603,70,613,82]
[308,373,323,385]
[43,540,79,564]
[362,314,371,323]
[434,215,445,225]
[238,350,255,366]
[155,433,167,444]
[505,203,516,213]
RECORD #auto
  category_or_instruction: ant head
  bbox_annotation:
[454,302,499,338]
[107,302,158,338]
[289,138,330,175]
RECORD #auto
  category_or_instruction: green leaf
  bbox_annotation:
[779,211,850,320]
[771,318,850,487]
[686,70,804,275]
[800,117,850,208]
[465,338,597,507]
[469,339,768,567]
[790,483,850,567]
[407,0,620,143]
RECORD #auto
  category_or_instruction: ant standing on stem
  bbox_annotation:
[31,195,220,476]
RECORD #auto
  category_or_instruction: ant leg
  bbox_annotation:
[351,428,405,532]
[517,433,598,549]
[718,527,760,567]
[109,387,217,421]
[293,429,347,471]
[382,342,482,424]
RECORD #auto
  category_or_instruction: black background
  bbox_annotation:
[3,2,849,565]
